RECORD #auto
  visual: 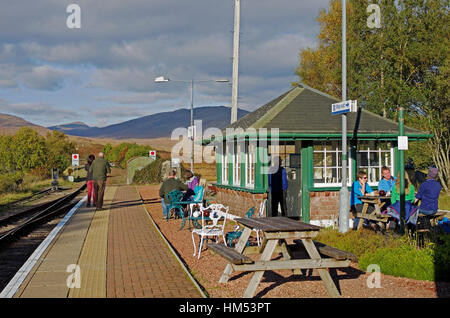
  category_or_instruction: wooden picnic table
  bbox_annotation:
[355,195,391,230]
[210,217,354,298]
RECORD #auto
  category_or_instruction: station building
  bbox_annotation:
[211,84,430,226]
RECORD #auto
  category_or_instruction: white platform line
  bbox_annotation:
[0,196,87,298]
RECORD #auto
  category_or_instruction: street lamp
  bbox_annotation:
[154,76,229,173]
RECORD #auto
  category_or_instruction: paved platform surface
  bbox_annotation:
[11,184,203,298]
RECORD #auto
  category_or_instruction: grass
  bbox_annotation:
[0,175,81,206]
[438,191,450,211]
[316,227,450,282]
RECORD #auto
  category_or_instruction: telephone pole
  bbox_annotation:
[230,0,240,124]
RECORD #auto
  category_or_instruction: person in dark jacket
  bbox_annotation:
[89,152,111,210]
[85,154,95,207]
[268,156,288,217]
[159,170,188,217]
[414,167,441,216]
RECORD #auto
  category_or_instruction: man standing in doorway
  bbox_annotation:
[269,156,288,217]
[89,152,111,211]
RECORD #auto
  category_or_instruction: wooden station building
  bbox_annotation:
[211,84,431,226]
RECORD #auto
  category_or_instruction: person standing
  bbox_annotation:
[268,156,288,217]
[85,154,96,207]
[89,152,111,210]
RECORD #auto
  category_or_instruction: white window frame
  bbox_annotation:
[245,142,256,188]
[313,141,351,188]
[233,143,241,186]
[357,142,394,187]
[221,151,228,185]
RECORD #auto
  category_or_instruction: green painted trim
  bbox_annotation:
[205,132,432,144]
[212,183,268,194]
[251,87,304,129]
[240,145,245,188]
[216,152,222,186]
[350,142,357,182]
[301,141,313,223]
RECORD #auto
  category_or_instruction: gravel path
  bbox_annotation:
[139,185,450,298]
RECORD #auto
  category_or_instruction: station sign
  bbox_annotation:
[331,100,357,115]
[149,150,156,159]
[72,154,79,166]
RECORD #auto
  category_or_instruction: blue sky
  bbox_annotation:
[0,0,330,127]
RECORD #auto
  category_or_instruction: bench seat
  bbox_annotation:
[294,240,358,262]
[206,242,254,265]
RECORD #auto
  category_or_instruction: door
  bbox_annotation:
[285,154,301,218]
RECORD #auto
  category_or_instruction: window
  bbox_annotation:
[245,142,256,188]
[313,141,350,187]
[313,140,394,187]
[233,143,241,186]
[221,150,228,185]
[357,141,393,185]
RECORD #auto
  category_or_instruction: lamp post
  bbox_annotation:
[338,0,350,233]
[154,76,229,173]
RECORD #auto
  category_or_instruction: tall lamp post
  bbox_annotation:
[338,0,350,233]
[154,76,229,173]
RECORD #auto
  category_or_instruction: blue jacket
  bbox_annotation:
[268,167,288,192]
[378,176,396,192]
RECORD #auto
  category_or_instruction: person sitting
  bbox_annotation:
[182,170,199,201]
[413,167,441,228]
[378,166,396,194]
[386,171,416,229]
[159,170,188,218]
[351,171,375,230]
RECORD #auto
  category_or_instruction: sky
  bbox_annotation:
[0,0,331,127]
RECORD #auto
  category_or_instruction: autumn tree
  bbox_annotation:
[294,0,449,192]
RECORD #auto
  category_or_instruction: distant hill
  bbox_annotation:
[0,113,50,135]
[48,106,249,139]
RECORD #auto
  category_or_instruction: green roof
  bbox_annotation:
[225,84,429,139]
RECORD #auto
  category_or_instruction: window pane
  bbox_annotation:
[369,152,379,166]
[314,153,324,167]
[358,152,368,166]
[326,153,333,167]
[314,168,325,183]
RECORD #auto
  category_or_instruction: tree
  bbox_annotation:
[10,127,48,173]
[294,0,449,192]
[45,130,77,174]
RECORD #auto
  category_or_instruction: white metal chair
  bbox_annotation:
[252,199,267,245]
[191,204,229,259]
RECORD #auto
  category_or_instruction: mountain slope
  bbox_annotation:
[48,106,249,139]
[0,113,50,135]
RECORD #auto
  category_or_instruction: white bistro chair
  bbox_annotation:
[252,199,267,246]
[191,204,229,259]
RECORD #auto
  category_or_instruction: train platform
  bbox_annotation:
[3,184,205,298]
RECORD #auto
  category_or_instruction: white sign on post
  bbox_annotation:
[331,100,358,115]
[149,150,156,159]
[72,154,79,166]
[398,136,408,150]
[188,125,196,140]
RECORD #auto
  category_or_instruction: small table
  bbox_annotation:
[216,217,352,298]
[355,195,391,230]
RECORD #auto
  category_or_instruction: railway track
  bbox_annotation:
[0,184,86,293]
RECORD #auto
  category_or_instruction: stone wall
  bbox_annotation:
[309,191,340,222]
[212,186,268,218]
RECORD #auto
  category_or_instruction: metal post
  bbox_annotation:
[399,107,405,234]
[230,0,240,124]
[339,0,350,233]
[190,79,194,174]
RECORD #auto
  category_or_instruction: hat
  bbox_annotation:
[427,167,438,179]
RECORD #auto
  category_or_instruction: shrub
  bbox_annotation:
[133,158,163,184]
[0,173,24,194]
[358,243,435,281]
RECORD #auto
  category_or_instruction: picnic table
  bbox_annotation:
[355,195,391,230]
[208,217,356,298]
